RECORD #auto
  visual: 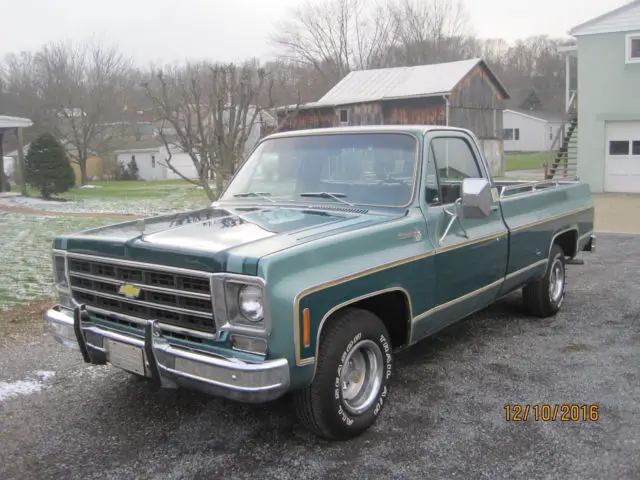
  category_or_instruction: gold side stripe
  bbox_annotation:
[299,258,551,367]
[505,259,548,280]
[508,206,593,233]
[412,278,503,322]
[293,205,594,366]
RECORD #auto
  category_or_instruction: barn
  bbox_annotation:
[276,58,510,176]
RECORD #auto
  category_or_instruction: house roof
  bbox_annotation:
[0,115,33,130]
[505,109,565,123]
[505,87,565,114]
[569,0,640,36]
[293,58,509,109]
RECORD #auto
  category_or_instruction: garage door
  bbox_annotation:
[605,121,640,193]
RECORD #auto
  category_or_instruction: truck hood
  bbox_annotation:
[56,205,403,274]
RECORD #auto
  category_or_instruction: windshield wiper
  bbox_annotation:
[299,191,353,206]
[232,192,275,203]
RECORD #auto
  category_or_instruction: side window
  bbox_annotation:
[431,137,482,180]
[430,136,483,204]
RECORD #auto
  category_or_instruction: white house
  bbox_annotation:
[114,107,276,181]
[114,139,167,181]
[125,107,276,180]
[502,109,565,152]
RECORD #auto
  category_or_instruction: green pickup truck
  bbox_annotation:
[46,125,595,440]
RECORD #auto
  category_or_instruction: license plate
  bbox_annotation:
[107,339,145,376]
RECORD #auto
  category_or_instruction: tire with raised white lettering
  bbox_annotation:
[523,243,566,317]
[293,308,393,440]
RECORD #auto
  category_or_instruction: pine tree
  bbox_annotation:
[25,133,76,199]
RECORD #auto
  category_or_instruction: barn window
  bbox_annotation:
[626,34,640,63]
[338,109,349,124]
[609,141,629,155]
[151,155,156,168]
[633,141,640,155]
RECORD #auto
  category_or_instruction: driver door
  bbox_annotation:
[417,131,508,337]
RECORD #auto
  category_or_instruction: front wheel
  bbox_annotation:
[522,243,566,317]
[293,308,393,440]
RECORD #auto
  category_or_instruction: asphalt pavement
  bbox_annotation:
[1,233,638,480]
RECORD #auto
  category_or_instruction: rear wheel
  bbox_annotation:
[293,308,393,440]
[523,243,566,317]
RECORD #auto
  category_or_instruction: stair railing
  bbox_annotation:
[544,91,577,179]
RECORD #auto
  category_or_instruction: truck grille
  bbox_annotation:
[67,256,216,336]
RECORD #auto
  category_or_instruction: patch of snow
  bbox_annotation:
[79,185,101,189]
[0,190,206,216]
[0,370,56,402]
[35,370,56,381]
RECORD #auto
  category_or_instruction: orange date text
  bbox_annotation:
[504,404,600,422]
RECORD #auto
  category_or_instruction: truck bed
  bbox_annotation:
[494,179,595,295]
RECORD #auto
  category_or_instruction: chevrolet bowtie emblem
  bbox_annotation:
[118,284,141,299]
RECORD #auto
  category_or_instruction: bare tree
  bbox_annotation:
[388,0,471,65]
[143,60,299,201]
[270,0,398,85]
[2,40,132,185]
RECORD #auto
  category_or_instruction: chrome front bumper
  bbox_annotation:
[45,305,290,403]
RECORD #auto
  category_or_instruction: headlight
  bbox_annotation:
[238,285,264,322]
[212,275,270,336]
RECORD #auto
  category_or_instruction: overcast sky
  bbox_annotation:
[1,0,631,65]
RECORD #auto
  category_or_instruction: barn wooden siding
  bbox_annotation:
[343,102,384,125]
[448,63,507,140]
[382,97,447,125]
[277,107,336,132]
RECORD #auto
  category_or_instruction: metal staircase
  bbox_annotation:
[545,92,578,180]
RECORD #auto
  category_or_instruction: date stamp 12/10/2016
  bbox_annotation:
[504,404,600,422]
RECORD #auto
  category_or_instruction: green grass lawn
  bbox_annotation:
[12,179,207,201]
[504,152,554,171]
[0,213,118,311]
[10,180,212,216]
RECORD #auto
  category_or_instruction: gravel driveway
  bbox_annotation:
[1,233,638,480]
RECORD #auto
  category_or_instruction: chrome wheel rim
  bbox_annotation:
[548,257,565,303]
[340,339,384,415]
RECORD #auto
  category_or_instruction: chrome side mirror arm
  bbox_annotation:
[439,198,468,246]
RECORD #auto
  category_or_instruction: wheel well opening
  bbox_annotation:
[333,290,411,349]
[554,230,578,258]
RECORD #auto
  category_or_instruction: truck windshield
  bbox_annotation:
[220,132,418,207]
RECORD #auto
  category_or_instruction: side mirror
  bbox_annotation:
[461,178,493,218]
[439,177,493,246]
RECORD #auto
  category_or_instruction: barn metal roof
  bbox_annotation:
[305,58,509,109]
